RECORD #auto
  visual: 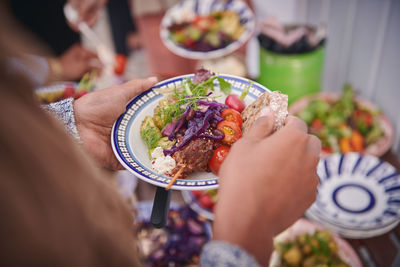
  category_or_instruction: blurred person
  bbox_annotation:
[0,2,320,267]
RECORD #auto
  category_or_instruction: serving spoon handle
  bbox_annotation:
[150,187,171,228]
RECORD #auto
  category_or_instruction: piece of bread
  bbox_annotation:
[242,91,288,134]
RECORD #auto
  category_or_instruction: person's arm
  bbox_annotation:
[200,241,260,267]
[42,98,81,142]
[203,110,321,266]
[43,77,158,170]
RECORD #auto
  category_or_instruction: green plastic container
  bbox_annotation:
[257,46,325,105]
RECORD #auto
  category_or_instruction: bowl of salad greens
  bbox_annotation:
[269,218,362,267]
[160,0,255,60]
[289,85,394,157]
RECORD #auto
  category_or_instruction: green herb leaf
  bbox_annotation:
[217,77,231,95]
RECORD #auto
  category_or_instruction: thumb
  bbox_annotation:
[245,107,275,140]
[118,76,158,103]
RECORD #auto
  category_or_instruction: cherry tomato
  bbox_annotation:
[62,86,75,99]
[221,108,243,128]
[198,194,214,209]
[208,145,230,175]
[74,90,87,99]
[225,94,246,113]
[193,16,217,31]
[183,37,195,48]
[311,118,323,130]
[114,54,127,75]
[217,121,242,145]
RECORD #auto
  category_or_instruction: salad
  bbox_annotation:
[274,230,349,267]
[35,71,97,104]
[168,11,245,52]
[140,69,248,187]
[136,205,211,267]
[296,85,384,154]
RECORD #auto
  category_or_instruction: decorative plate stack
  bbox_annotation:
[306,152,400,238]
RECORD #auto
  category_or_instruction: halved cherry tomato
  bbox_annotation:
[217,121,242,145]
[221,108,243,128]
[208,145,230,175]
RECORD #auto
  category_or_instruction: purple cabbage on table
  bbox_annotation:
[137,206,211,267]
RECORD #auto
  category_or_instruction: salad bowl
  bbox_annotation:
[160,0,255,60]
[289,91,394,157]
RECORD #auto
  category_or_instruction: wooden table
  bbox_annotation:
[135,150,400,266]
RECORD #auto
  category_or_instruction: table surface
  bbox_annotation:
[135,150,400,267]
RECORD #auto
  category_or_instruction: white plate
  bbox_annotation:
[305,153,400,238]
[269,218,362,267]
[111,74,269,190]
[160,0,255,60]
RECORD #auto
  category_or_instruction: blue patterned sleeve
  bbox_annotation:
[200,241,261,267]
[42,98,81,143]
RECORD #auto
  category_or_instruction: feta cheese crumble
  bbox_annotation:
[151,147,176,175]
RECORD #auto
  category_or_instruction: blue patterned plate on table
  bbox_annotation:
[306,152,400,238]
[111,74,269,190]
[160,0,255,60]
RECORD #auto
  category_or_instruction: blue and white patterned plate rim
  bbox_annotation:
[160,0,256,60]
[111,73,268,190]
[309,152,400,232]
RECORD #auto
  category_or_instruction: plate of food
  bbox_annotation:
[306,152,400,239]
[182,189,218,220]
[135,201,211,266]
[35,71,97,104]
[269,218,362,267]
[160,0,255,59]
[111,69,288,190]
[289,84,394,157]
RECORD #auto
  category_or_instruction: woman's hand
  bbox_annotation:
[58,44,101,81]
[213,110,321,266]
[73,77,157,170]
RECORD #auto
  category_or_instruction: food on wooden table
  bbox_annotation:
[168,11,245,52]
[296,84,384,154]
[136,205,210,267]
[275,230,349,267]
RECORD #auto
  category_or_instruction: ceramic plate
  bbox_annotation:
[111,74,269,190]
[306,153,400,238]
[160,0,255,60]
[269,218,362,267]
[289,93,394,157]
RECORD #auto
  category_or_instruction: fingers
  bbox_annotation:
[118,77,158,103]
[245,107,275,140]
[307,134,321,157]
[284,115,308,133]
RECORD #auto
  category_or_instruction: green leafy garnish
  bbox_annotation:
[155,76,231,128]
[217,77,232,95]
